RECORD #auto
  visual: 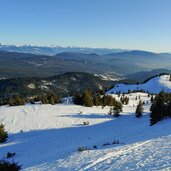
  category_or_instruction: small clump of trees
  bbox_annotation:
[8,96,25,106]
[0,123,21,170]
[150,91,171,125]
[0,93,60,107]
[120,96,129,105]
[74,90,122,108]
[35,93,59,105]
[0,160,21,171]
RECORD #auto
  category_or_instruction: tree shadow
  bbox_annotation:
[61,113,112,119]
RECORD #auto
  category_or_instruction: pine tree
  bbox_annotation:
[108,107,113,115]
[151,95,154,103]
[40,95,48,104]
[52,94,59,103]
[120,96,125,104]
[83,90,93,107]
[112,101,123,117]
[128,89,131,94]
[125,96,129,105]
[8,98,15,106]
[0,123,8,143]
[49,96,55,105]
[150,91,167,125]
[73,92,83,105]
[167,101,171,118]
[15,96,25,106]
[169,74,171,81]
[93,94,102,106]
[135,100,144,118]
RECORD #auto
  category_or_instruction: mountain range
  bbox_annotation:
[0,43,127,56]
[1,47,171,80]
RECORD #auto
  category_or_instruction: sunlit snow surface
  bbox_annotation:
[0,91,171,170]
[107,75,171,94]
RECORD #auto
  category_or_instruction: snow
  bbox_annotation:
[0,92,171,170]
[107,75,171,94]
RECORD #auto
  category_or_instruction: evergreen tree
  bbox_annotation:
[169,74,171,81]
[108,107,113,115]
[0,160,21,171]
[0,123,8,143]
[49,96,55,105]
[150,91,167,125]
[93,94,101,106]
[15,96,25,106]
[40,95,48,104]
[8,98,15,106]
[167,101,171,118]
[82,90,93,107]
[151,95,154,103]
[135,100,144,118]
[73,92,83,105]
[112,101,123,117]
[125,96,129,105]
[52,94,59,103]
[102,95,115,106]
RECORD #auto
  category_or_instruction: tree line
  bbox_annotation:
[74,90,123,107]
[0,93,60,106]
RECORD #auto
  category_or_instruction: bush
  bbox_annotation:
[0,124,8,143]
[112,140,120,144]
[6,152,16,158]
[103,142,110,146]
[77,147,88,152]
[79,111,83,114]
[83,121,89,125]
[0,160,21,171]
[93,145,97,149]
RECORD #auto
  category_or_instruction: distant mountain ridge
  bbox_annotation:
[125,69,171,82]
[0,43,127,56]
[1,49,171,79]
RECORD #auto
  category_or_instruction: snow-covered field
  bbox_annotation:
[107,75,171,94]
[0,92,171,170]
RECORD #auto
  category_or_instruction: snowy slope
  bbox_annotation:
[0,93,171,170]
[107,75,171,94]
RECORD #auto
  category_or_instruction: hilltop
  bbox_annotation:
[107,74,171,94]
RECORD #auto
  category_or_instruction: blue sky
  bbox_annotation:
[0,0,171,52]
